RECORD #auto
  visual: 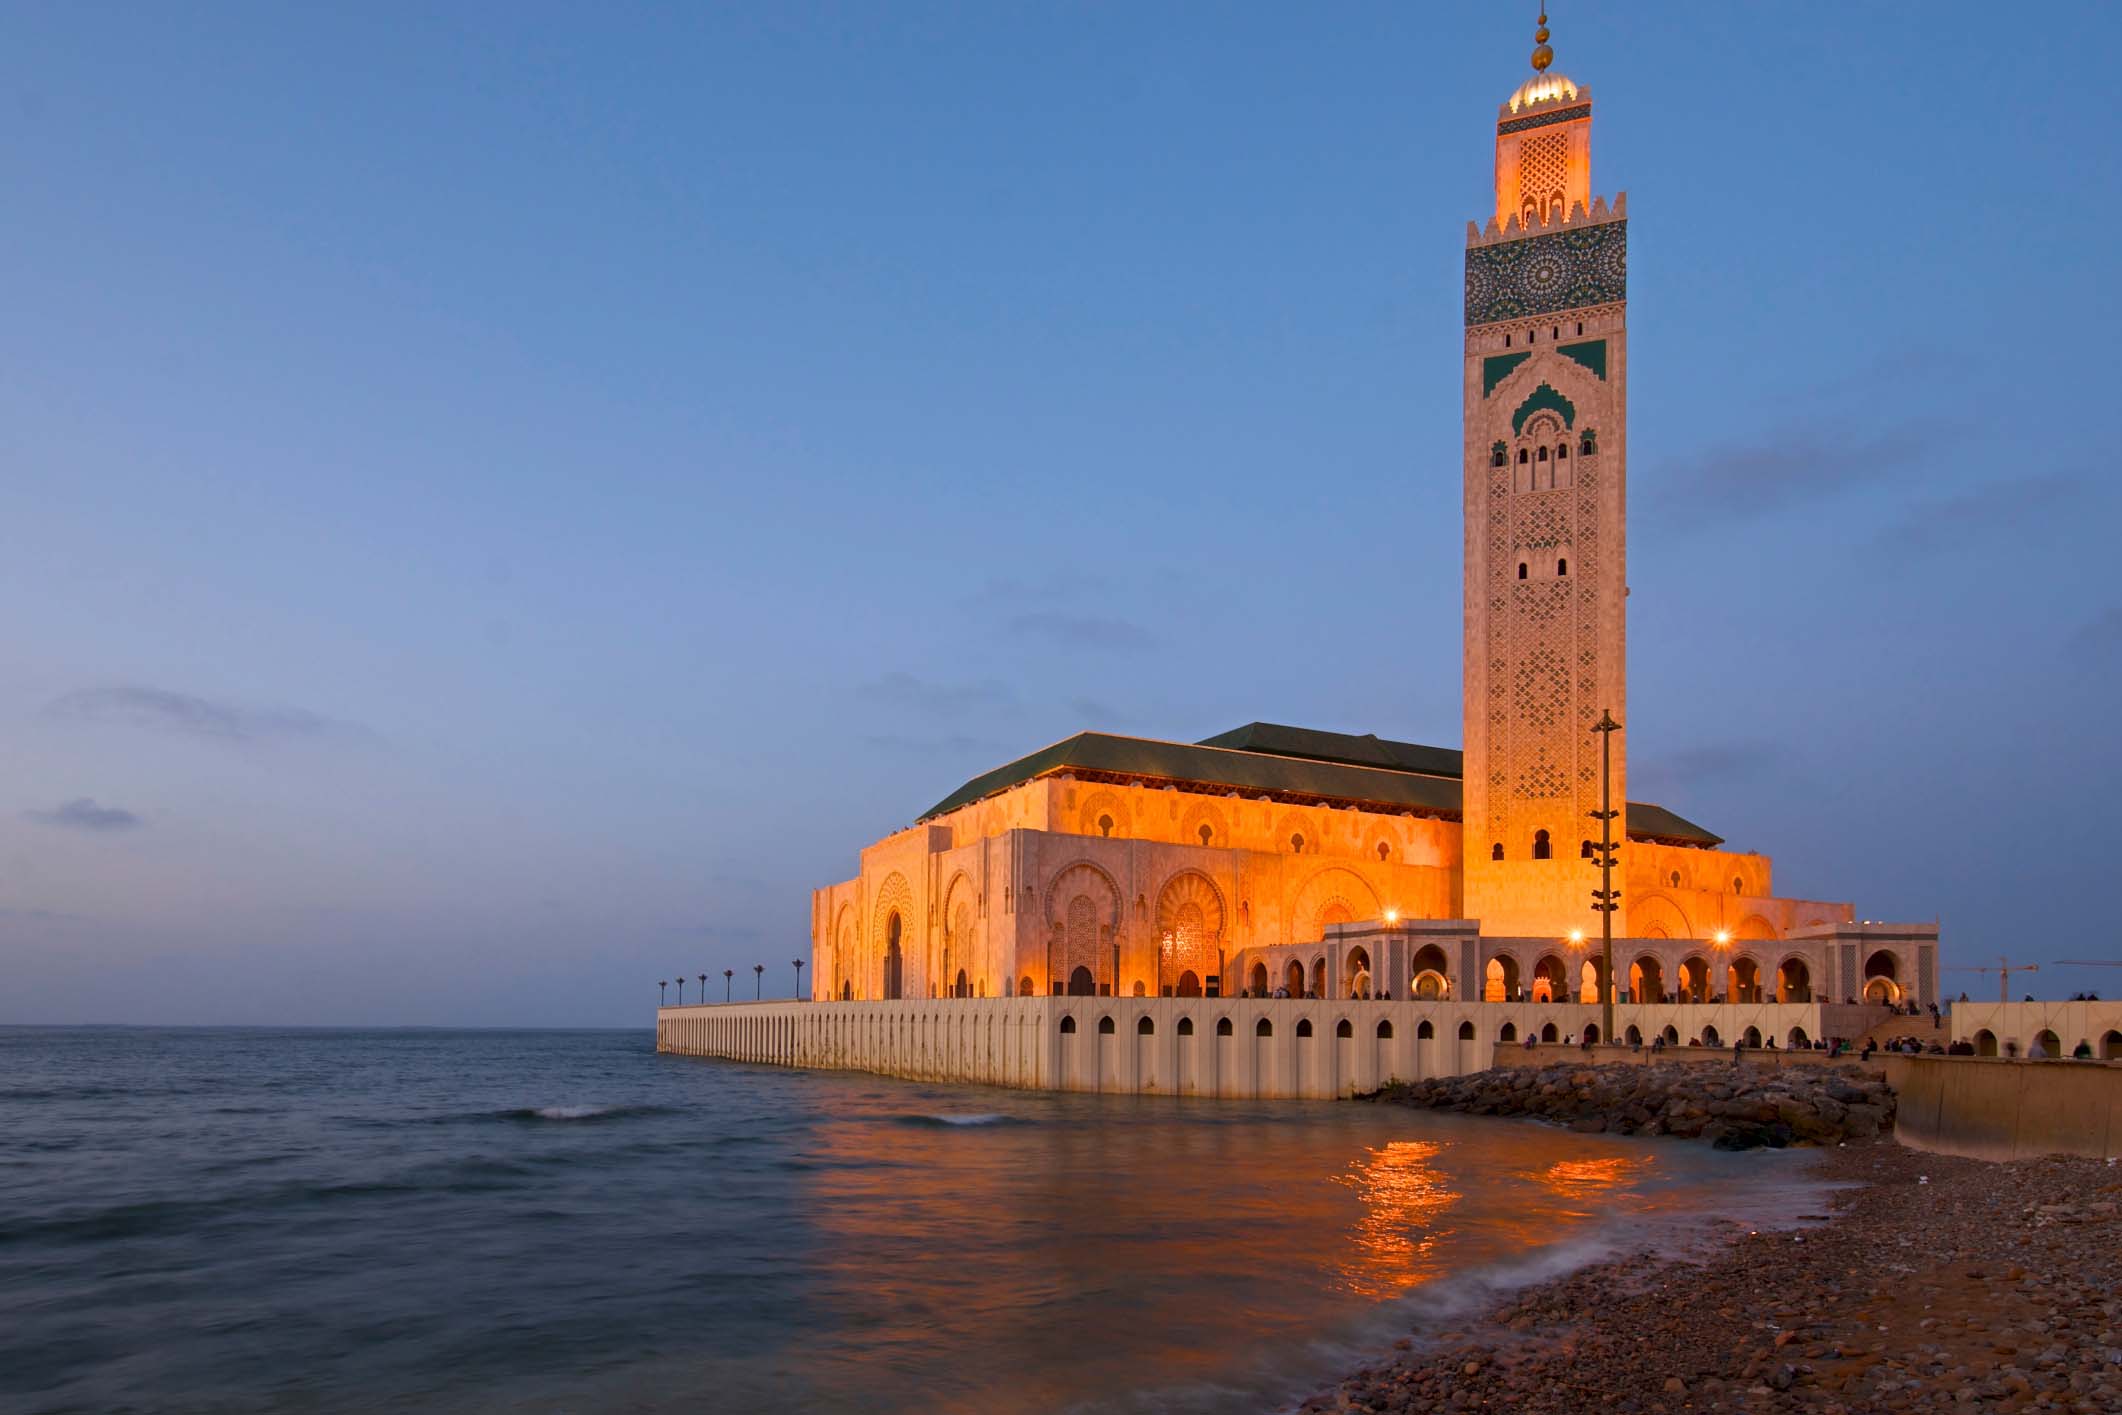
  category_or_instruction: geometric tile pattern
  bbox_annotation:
[1465,220,1627,326]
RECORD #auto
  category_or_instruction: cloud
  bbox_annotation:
[1006,611,1155,650]
[1649,419,1960,529]
[28,798,142,832]
[45,685,370,744]
[1631,741,1782,798]
[2070,607,2122,657]
[1871,474,2082,554]
[857,672,1015,717]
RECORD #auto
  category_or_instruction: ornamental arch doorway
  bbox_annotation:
[1862,951,1901,1004]
[883,912,905,1001]
[1067,966,1097,997]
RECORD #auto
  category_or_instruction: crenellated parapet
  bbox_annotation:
[1466,191,1626,249]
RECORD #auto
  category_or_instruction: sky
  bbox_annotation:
[3,1,2118,1027]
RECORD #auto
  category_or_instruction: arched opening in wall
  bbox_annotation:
[1018,975,1034,998]
[1624,1024,1642,1046]
[1862,951,1901,1004]
[1582,1023,1601,1044]
[1296,1019,1314,1039]
[1059,1015,1077,1034]
[1661,1024,1679,1045]
[1557,558,1568,576]
[1310,957,1327,999]
[954,969,969,999]
[1776,957,1811,1003]
[1177,970,1202,997]
[1729,957,1762,1004]
[1974,1028,1998,1057]
[1742,1027,1762,1048]
[1532,829,1552,860]
[1376,841,1392,862]
[1067,966,1096,997]
[1485,954,1522,1002]
[1417,1019,1435,1040]
[1248,962,1269,997]
[1290,832,1306,854]
[1531,953,1567,1003]
[1499,1021,1517,1041]
[1701,1024,1721,1047]
[1131,981,1146,997]
[841,979,852,1001]
[1256,1018,1273,1037]
[2034,1028,2061,1058]
[1334,1018,1353,1039]
[1411,944,1452,1000]
[884,912,905,1000]
[1628,955,1665,1004]
[1733,877,1744,895]
[1676,955,1709,1002]
[1578,958,1605,1005]
[1517,563,1528,580]
[1096,1016,1115,1036]
[1283,961,1305,997]
[1580,839,1593,859]
[1789,1027,1810,1049]
[1669,870,1681,888]
[1377,1019,1394,1039]
[1318,900,1355,937]
[1491,842,1505,861]
[1344,947,1373,999]
[1216,1017,1234,1037]
[1098,814,1114,838]
[2100,1030,2122,1060]
[1138,1016,1154,1035]
[1177,1017,1195,1037]
[1194,823,1214,846]
[1540,1022,1559,1043]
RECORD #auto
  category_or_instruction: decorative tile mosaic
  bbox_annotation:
[1465,220,1626,326]
[1496,103,1591,137]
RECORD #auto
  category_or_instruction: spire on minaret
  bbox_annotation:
[1531,8,1554,73]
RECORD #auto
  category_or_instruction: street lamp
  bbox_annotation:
[793,958,805,999]
[753,963,764,1000]
[698,973,706,1005]
[723,968,734,1003]
[1588,709,1623,1045]
[658,979,667,1006]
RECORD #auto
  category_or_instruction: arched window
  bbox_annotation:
[1625,1024,1642,1045]
[1097,814,1113,837]
[1059,1015,1077,1034]
[1296,1019,1313,1038]
[1533,829,1552,860]
[1537,446,1549,462]
[1579,429,1597,454]
[1255,1018,1273,1037]
[1499,1022,1517,1041]
[1556,443,1568,459]
[1491,842,1504,861]
[1517,562,1528,580]
[1556,557,1567,576]
[1289,832,1305,853]
[1517,448,1529,465]
[1580,839,1593,858]
[1457,1020,1476,1040]
[1416,1019,1435,1039]
[1216,1017,1234,1037]
[1540,1022,1558,1042]
[1177,1017,1195,1036]
[1198,824,1213,846]
[1377,1019,1394,1039]
[1137,1016,1154,1035]
[1376,841,1391,861]
[1335,1018,1353,1039]
[1018,974,1034,997]
[1097,1015,1116,1035]
[1733,877,1744,895]
[1669,871,1680,888]
[1491,441,1508,467]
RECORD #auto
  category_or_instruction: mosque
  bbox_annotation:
[806,15,1940,1030]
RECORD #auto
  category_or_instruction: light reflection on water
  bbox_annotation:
[0,1029,1828,1415]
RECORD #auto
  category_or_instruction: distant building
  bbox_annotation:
[810,16,1937,1020]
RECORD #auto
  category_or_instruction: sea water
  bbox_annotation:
[0,1027,1828,1414]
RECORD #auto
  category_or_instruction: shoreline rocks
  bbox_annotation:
[1363,1059,1895,1149]
[1287,1143,2122,1415]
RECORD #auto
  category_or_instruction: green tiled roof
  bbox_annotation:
[916,721,1724,848]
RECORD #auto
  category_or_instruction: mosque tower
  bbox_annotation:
[1459,10,1630,941]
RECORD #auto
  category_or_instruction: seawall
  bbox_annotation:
[655,996,1839,1101]
[1884,1054,2122,1161]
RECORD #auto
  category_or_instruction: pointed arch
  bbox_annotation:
[1290,865,1382,944]
[1629,893,1690,942]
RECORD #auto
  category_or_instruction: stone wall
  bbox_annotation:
[655,997,1842,1101]
[1950,1001,2122,1060]
[1885,1054,2122,1161]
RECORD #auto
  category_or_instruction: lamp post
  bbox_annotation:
[1588,709,1623,1046]
[793,958,805,999]
[658,979,667,1006]
[698,973,707,1006]
[753,963,764,1000]
[723,968,734,1003]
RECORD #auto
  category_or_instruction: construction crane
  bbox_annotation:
[1945,955,2038,1004]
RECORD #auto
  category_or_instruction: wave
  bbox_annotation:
[891,1112,1020,1129]
[501,1103,671,1123]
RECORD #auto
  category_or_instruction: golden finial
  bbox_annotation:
[1531,7,1554,73]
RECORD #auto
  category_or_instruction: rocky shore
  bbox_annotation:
[1291,1143,2122,1415]
[1368,1060,1895,1149]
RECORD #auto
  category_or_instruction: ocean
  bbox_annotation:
[0,1027,1828,1414]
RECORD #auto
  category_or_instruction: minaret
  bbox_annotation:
[1460,10,1629,942]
